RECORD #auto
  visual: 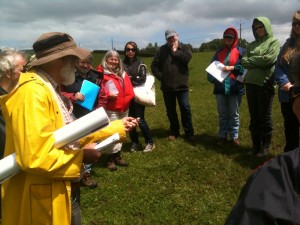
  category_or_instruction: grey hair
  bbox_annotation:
[0,48,25,79]
[101,50,124,77]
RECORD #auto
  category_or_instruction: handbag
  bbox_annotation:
[133,64,156,107]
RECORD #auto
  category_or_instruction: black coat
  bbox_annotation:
[151,42,192,92]
[225,148,300,225]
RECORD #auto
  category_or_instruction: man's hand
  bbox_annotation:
[82,143,101,164]
[122,117,139,132]
[75,92,85,101]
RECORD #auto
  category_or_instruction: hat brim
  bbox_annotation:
[28,47,91,67]
[165,33,177,39]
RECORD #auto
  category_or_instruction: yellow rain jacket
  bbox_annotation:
[0,70,126,225]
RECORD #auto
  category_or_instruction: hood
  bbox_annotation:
[252,17,274,40]
[223,27,239,49]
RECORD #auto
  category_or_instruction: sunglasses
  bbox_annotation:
[223,35,234,39]
[126,48,136,52]
[254,25,264,31]
[292,22,300,27]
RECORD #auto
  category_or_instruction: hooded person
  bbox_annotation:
[0,32,136,225]
[207,27,246,146]
[241,17,280,157]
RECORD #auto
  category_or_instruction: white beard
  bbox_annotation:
[60,62,76,85]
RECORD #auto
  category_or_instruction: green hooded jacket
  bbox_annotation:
[242,17,280,86]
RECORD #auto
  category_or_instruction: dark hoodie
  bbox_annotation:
[242,17,280,86]
[207,27,245,95]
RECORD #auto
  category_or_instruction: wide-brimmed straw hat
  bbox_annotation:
[28,32,91,66]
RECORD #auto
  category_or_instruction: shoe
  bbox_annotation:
[217,138,227,146]
[107,154,117,171]
[130,142,141,152]
[143,143,155,152]
[81,172,98,189]
[168,135,177,140]
[231,138,240,146]
[186,135,195,142]
[114,153,129,167]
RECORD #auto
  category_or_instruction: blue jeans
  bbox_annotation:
[129,100,153,144]
[216,94,242,139]
[162,90,194,137]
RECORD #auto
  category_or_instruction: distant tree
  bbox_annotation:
[199,38,249,52]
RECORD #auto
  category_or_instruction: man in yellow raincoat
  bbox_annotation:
[0,32,138,225]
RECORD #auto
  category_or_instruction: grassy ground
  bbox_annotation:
[80,52,286,225]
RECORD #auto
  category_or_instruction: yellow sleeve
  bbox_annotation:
[4,80,83,179]
[79,120,127,147]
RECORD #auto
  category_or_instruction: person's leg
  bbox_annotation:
[71,183,82,225]
[128,100,139,145]
[256,86,275,156]
[281,102,300,152]
[134,102,154,144]
[163,91,180,138]
[176,90,194,139]
[112,111,129,166]
[246,84,261,154]
[81,164,98,188]
[228,94,242,143]
[216,94,229,140]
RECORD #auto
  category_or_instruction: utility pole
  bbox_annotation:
[237,20,244,46]
[111,38,114,50]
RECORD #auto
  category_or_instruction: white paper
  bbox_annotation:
[105,79,119,95]
[0,107,110,184]
[95,133,120,151]
[236,69,248,83]
[206,61,230,83]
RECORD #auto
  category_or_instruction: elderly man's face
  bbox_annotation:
[11,54,26,84]
[60,56,76,85]
[76,58,92,75]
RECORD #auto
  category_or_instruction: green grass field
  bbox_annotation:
[80,52,286,225]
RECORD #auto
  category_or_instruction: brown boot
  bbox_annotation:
[114,152,129,167]
[81,172,98,189]
[107,154,117,171]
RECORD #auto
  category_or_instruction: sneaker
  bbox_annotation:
[130,142,141,152]
[231,138,240,146]
[143,143,155,152]
[81,172,98,189]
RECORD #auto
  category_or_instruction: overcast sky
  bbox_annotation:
[0,0,298,51]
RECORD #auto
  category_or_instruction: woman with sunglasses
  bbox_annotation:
[275,10,300,152]
[207,27,245,147]
[242,17,280,157]
[123,41,155,152]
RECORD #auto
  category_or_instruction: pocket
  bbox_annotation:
[30,184,52,225]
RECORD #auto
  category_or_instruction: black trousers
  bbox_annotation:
[246,84,274,137]
[281,102,300,152]
[71,182,82,225]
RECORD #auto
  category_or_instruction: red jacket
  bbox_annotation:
[96,66,134,112]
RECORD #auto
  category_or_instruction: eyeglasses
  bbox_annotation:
[292,22,300,27]
[126,48,136,52]
[254,25,264,31]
